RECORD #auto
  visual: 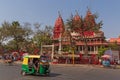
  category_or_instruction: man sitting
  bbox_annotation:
[33,58,40,73]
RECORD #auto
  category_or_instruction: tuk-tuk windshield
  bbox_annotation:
[40,55,48,62]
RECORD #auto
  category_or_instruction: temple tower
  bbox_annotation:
[53,13,65,54]
[53,13,64,40]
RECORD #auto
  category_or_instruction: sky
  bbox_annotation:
[0,0,120,39]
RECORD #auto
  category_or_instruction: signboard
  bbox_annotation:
[112,51,119,60]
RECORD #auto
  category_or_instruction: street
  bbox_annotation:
[0,63,120,80]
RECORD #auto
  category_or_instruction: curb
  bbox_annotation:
[51,63,102,68]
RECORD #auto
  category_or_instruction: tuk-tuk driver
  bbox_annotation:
[33,59,39,73]
[28,58,33,68]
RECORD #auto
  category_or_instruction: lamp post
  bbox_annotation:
[71,39,75,64]
[72,47,75,64]
[40,42,42,54]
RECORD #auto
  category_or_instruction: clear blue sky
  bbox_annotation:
[0,0,119,38]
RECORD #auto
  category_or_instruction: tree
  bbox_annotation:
[0,21,33,51]
[0,21,11,45]
[66,14,76,53]
[98,46,108,57]
[9,21,26,50]
[33,23,53,51]
[108,42,120,50]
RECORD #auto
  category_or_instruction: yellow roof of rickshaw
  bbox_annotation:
[24,55,40,58]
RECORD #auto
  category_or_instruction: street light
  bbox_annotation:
[71,39,75,64]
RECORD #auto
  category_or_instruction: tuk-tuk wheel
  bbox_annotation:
[21,71,26,76]
[46,72,50,76]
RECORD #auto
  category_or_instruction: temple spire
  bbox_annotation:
[75,10,79,16]
[53,11,64,39]
[58,11,61,17]
[74,10,81,21]
[85,8,96,27]
[86,7,92,15]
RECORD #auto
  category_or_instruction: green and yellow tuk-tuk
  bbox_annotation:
[21,55,50,76]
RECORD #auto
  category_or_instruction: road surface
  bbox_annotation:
[0,63,120,80]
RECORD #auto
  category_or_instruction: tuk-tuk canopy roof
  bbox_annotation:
[24,55,40,58]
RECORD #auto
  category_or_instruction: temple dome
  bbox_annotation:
[84,9,96,27]
[53,14,64,39]
[73,12,81,21]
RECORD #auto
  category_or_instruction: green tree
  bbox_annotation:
[0,21,33,51]
[0,21,11,45]
[98,46,108,57]
[66,14,76,54]
[33,23,53,51]
[109,42,119,50]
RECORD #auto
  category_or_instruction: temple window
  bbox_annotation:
[91,46,94,51]
[76,46,79,51]
[91,40,93,43]
[80,46,82,51]
[88,46,90,51]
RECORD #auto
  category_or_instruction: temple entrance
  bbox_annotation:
[40,45,54,61]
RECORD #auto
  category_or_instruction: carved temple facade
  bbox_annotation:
[52,10,120,57]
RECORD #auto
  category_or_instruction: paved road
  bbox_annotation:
[0,63,120,80]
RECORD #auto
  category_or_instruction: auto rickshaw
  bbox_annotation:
[21,55,50,76]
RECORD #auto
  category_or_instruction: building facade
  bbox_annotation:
[53,10,108,56]
[51,10,120,64]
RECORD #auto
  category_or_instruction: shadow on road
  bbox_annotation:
[49,73,61,77]
[24,72,61,78]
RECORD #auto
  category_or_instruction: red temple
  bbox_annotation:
[53,10,106,54]
[52,10,120,64]
[53,14,64,40]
